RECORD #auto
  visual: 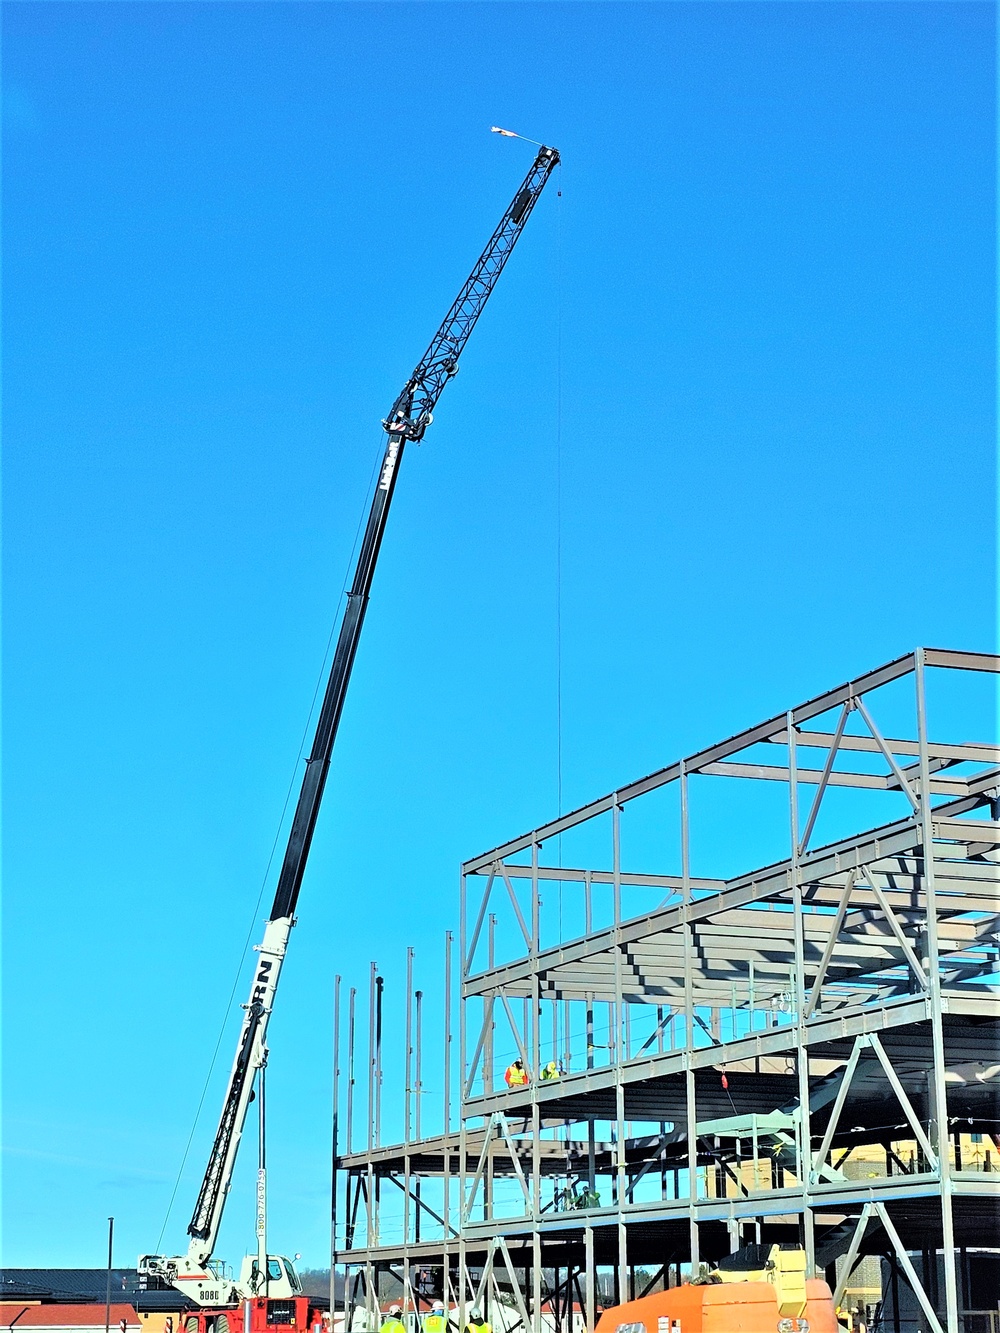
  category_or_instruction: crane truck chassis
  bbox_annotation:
[179,1283,320,1333]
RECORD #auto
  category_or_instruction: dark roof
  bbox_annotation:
[0,1274,193,1313]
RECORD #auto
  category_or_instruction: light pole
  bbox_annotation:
[104,1217,115,1333]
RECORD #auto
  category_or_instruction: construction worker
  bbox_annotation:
[465,1308,490,1333]
[504,1059,528,1087]
[423,1303,447,1333]
[381,1305,406,1333]
[540,1060,561,1081]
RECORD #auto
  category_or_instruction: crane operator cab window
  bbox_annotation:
[243,1256,302,1302]
[248,1261,282,1291]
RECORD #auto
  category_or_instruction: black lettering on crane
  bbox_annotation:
[251,959,273,1005]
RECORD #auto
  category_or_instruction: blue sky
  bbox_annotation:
[3,0,995,1272]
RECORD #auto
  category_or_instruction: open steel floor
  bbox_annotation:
[332,648,1000,1333]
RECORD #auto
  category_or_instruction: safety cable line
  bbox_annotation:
[156,433,387,1253]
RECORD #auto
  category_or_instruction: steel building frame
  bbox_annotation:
[332,648,1000,1333]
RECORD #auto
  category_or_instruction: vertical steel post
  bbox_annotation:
[374,972,384,1250]
[415,988,423,1141]
[405,948,414,1145]
[414,987,423,1245]
[787,710,815,1275]
[375,973,384,1148]
[585,1224,596,1333]
[486,915,496,1093]
[404,948,414,1250]
[485,1105,494,1224]
[458,875,468,1333]
[459,875,467,1109]
[365,1260,375,1330]
[532,1205,543,1333]
[331,975,341,1326]
[531,838,541,1074]
[445,930,453,1135]
[366,964,377,1247]
[611,798,627,1297]
[680,760,699,1269]
[587,993,596,1195]
[443,931,453,1307]
[915,648,959,1333]
[368,963,377,1153]
[347,987,357,1158]
[660,1055,668,1208]
[530,838,542,1328]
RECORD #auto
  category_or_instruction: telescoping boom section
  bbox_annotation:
[138,142,559,1307]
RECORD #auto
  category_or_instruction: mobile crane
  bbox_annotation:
[137,141,559,1331]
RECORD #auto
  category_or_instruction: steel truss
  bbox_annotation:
[333,648,1000,1333]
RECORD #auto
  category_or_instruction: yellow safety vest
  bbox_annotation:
[381,1320,406,1333]
[466,1323,491,1333]
[424,1318,447,1333]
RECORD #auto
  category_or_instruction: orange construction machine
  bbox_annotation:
[595,1245,840,1333]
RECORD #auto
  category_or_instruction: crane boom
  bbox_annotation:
[141,142,559,1298]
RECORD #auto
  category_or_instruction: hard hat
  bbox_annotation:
[470,1310,482,1321]
[389,1307,402,1316]
[432,1304,444,1313]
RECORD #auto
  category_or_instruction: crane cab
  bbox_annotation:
[237,1256,302,1300]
